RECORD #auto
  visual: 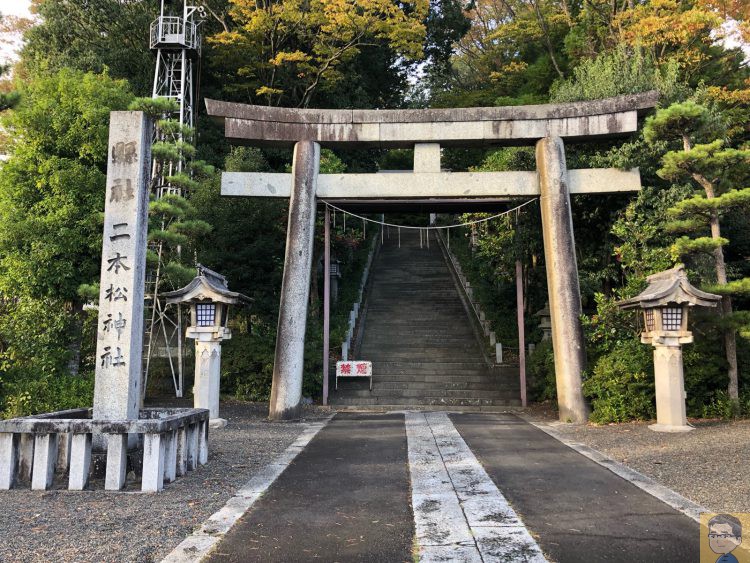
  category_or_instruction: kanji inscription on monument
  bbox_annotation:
[93,112,151,421]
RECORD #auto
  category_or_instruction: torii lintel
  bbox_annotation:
[205,91,657,148]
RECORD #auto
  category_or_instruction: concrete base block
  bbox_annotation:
[198,421,209,465]
[105,434,128,491]
[176,426,188,477]
[18,434,34,482]
[68,433,92,491]
[209,418,227,430]
[0,433,18,489]
[56,432,72,474]
[186,423,199,471]
[164,430,177,483]
[648,423,694,433]
[31,434,58,491]
[142,433,165,493]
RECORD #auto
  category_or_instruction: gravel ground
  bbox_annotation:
[524,403,750,514]
[0,401,330,563]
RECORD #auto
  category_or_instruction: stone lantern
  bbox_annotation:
[618,265,721,432]
[164,265,252,429]
[329,258,342,304]
[535,302,552,341]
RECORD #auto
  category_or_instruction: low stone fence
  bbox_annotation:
[0,407,209,493]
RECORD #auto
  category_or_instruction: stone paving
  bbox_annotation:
[406,412,545,562]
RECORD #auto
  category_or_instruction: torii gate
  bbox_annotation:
[206,92,658,424]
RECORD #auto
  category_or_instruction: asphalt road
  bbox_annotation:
[207,413,414,563]
[450,413,700,563]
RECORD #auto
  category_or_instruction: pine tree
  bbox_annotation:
[645,101,750,408]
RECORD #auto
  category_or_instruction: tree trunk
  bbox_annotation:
[531,0,565,79]
[699,172,739,404]
[684,135,740,405]
[310,241,324,310]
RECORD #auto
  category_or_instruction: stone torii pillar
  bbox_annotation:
[269,141,320,420]
[537,136,589,423]
[205,92,658,423]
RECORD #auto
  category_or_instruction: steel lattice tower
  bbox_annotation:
[143,0,205,398]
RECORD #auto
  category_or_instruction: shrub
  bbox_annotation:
[0,371,94,419]
[527,340,556,402]
[583,338,655,424]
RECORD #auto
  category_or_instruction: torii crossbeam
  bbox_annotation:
[206,92,658,423]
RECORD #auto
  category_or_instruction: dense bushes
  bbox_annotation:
[583,338,655,423]
[0,372,94,419]
[0,70,133,418]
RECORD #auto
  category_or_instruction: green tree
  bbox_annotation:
[129,97,214,290]
[644,101,750,407]
[0,69,133,377]
[21,0,157,96]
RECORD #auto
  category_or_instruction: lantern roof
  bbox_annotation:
[617,265,721,310]
[535,302,550,318]
[163,264,253,306]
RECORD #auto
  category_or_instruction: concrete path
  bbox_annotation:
[198,412,700,562]
[205,413,414,562]
[450,413,699,562]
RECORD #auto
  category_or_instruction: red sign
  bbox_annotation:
[336,361,372,377]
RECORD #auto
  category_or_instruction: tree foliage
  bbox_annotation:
[21,0,156,96]
[209,0,428,107]
[0,70,133,404]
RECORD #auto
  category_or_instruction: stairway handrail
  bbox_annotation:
[341,230,381,361]
[436,230,484,327]
[434,229,500,367]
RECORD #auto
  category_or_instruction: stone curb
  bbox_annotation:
[521,416,708,523]
[160,415,334,563]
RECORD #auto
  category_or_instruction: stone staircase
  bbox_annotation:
[331,228,520,411]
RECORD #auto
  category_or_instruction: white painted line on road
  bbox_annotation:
[161,416,333,563]
[406,411,547,562]
[523,417,708,523]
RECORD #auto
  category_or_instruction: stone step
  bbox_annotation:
[362,361,491,369]
[360,340,480,347]
[333,404,522,413]
[330,396,522,407]
[360,338,477,345]
[361,332,476,339]
[336,388,516,399]
[361,352,483,361]
[371,381,519,391]
[360,374,504,383]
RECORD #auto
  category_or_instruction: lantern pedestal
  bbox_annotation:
[647,333,694,433]
[188,327,231,430]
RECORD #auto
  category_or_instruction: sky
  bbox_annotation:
[0,0,32,19]
[0,0,33,65]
